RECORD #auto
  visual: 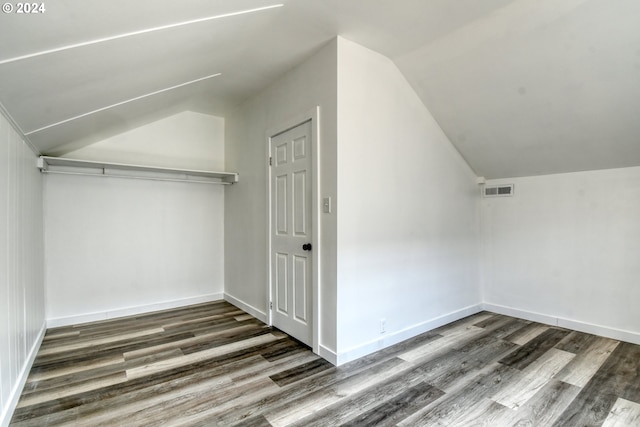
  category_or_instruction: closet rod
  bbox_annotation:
[37,156,239,183]
[40,169,232,185]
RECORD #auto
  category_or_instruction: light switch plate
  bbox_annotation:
[322,197,332,213]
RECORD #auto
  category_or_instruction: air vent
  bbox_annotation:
[484,184,514,197]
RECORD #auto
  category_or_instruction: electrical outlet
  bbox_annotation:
[380,318,386,334]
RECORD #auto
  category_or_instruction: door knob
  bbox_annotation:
[302,243,312,251]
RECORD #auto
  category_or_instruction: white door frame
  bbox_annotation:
[266,106,320,355]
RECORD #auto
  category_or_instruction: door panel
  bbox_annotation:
[293,170,307,236]
[276,141,288,166]
[270,121,313,345]
[293,136,306,160]
[293,255,307,322]
[275,252,288,314]
[276,174,288,235]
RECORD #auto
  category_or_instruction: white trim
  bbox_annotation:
[265,107,321,356]
[0,322,46,427]
[482,303,640,345]
[0,102,39,155]
[46,293,223,328]
[224,293,268,323]
[335,304,484,366]
[318,345,338,366]
[481,303,557,326]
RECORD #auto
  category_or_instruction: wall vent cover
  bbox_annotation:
[484,184,514,197]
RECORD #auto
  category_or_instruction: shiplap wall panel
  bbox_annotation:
[0,111,9,418]
[0,111,45,426]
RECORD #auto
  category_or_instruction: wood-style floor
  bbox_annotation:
[10,301,640,426]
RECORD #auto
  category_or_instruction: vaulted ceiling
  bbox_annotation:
[1,0,639,178]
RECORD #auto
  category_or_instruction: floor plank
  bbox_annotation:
[491,348,575,409]
[501,379,581,426]
[553,341,640,426]
[10,303,640,426]
[498,327,571,370]
[554,335,620,387]
[505,322,550,345]
[287,368,441,427]
[398,362,519,426]
[339,381,444,427]
[602,398,640,427]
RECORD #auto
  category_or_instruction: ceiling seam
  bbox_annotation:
[0,4,284,66]
[25,73,222,135]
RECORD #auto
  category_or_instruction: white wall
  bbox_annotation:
[482,167,640,344]
[225,40,338,355]
[225,37,482,365]
[335,38,481,363]
[0,112,45,427]
[64,111,225,171]
[44,111,226,326]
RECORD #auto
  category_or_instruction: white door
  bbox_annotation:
[270,121,313,346]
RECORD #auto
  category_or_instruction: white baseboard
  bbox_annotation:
[46,293,224,328]
[483,302,640,345]
[481,303,558,326]
[1,322,46,427]
[335,304,484,366]
[318,345,338,366]
[224,293,268,323]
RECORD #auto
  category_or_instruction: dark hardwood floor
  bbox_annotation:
[10,301,640,426]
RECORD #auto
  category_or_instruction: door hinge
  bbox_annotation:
[270,301,273,310]
[269,157,273,166]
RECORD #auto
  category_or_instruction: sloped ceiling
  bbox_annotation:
[1,0,639,178]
